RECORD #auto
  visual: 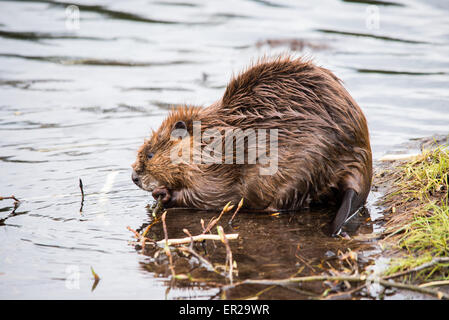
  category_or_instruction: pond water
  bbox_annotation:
[0,0,448,299]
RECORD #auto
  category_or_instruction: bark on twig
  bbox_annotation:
[127,226,239,247]
[155,233,239,247]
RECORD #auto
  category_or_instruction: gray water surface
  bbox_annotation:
[0,0,448,299]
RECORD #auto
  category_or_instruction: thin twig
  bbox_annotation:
[202,202,233,234]
[177,246,221,274]
[155,233,239,247]
[127,226,141,239]
[234,275,365,287]
[238,285,276,300]
[384,257,449,280]
[229,198,244,224]
[142,217,161,238]
[218,226,234,284]
[200,219,206,232]
[322,284,367,300]
[0,195,20,202]
[79,179,84,213]
[419,280,449,288]
[295,244,316,272]
[127,226,156,251]
[183,228,194,249]
[127,225,238,247]
[161,211,176,279]
[377,278,449,299]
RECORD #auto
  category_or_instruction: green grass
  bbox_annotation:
[382,146,449,280]
[402,146,449,200]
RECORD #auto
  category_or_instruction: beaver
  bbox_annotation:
[131,56,372,235]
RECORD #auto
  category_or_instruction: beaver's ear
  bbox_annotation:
[173,121,187,131]
[171,120,189,139]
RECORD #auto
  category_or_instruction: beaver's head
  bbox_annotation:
[131,106,200,206]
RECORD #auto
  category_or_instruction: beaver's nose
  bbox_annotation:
[131,171,141,186]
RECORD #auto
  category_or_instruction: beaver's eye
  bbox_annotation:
[147,152,154,160]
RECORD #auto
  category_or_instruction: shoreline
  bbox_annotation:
[371,134,449,297]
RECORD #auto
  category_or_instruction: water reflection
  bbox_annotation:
[135,206,376,299]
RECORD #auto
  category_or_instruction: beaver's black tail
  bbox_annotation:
[329,188,362,236]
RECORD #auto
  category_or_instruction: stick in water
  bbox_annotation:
[229,198,244,224]
[161,211,176,278]
[79,178,84,212]
[0,195,20,202]
[218,226,234,284]
[155,233,239,246]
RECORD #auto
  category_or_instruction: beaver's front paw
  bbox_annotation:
[152,187,171,205]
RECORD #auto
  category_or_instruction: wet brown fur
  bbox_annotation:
[132,56,372,215]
